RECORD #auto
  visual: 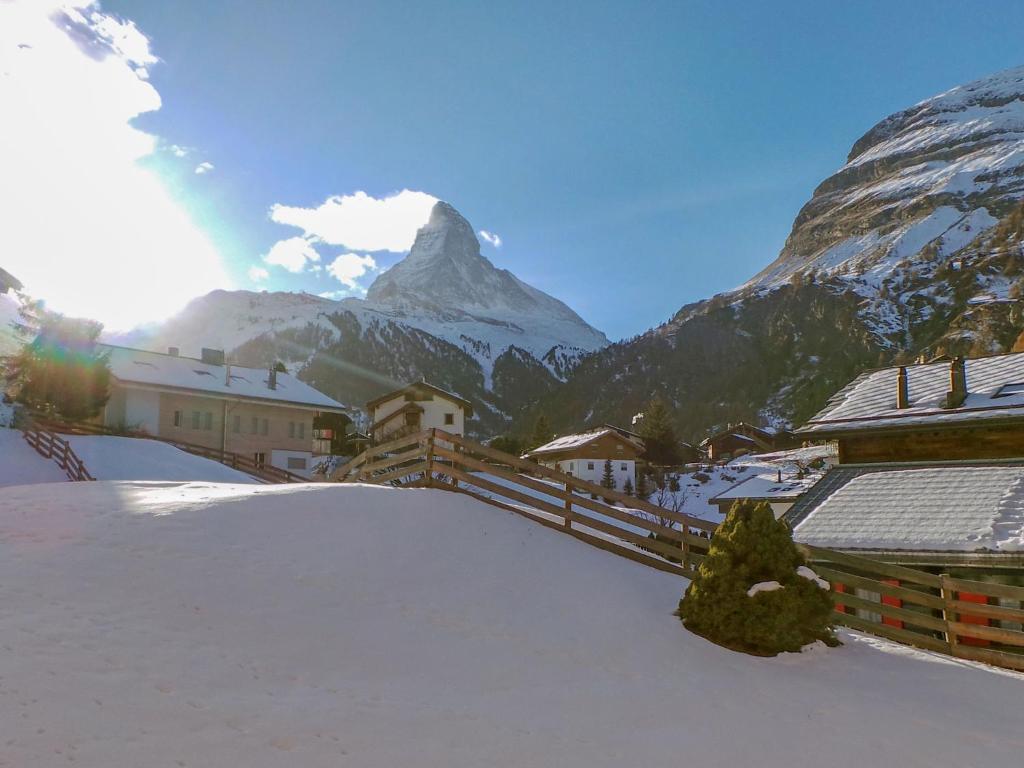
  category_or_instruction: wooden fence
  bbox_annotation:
[337,428,1024,672]
[33,417,307,484]
[22,427,94,482]
[332,428,719,577]
[800,544,1024,672]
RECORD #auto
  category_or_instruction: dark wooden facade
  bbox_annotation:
[835,421,1024,464]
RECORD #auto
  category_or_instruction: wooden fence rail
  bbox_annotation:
[333,428,717,577]
[338,428,1024,673]
[22,427,94,482]
[799,544,1024,672]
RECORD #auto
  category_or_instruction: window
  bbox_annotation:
[615,443,624,453]
[233,415,241,433]
[173,410,182,427]
[203,412,213,431]
[287,457,307,470]
[261,418,269,436]
[620,463,627,471]
[251,416,258,434]
[254,452,265,468]
[288,421,295,438]
[405,411,419,427]
[587,462,595,471]
[444,412,454,425]
[298,423,305,440]
[994,383,1024,398]
[191,411,201,429]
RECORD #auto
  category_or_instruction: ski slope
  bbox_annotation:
[0,481,1019,767]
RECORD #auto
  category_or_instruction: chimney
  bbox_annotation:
[201,348,225,366]
[896,366,909,409]
[268,367,278,391]
[167,346,179,357]
[776,469,782,483]
[945,356,967,409]
[225,361,232,387]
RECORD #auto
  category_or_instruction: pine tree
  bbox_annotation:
[638,396,681,466]
[677,499,837,655]
[622,476,634,496]
[600,458,616,490]
[4,309,110,421]
[635,471,651,501]
[530,414,553,450]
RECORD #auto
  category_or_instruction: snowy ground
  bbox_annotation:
[0,428,68,486]
[65,435,258,484]
[0,480,1020,767]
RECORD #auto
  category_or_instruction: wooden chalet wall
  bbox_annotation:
[839,423,1024,464]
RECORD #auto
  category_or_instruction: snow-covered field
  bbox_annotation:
[65,435,258,484]
[0,480,1020,767]
[0,429,259,487]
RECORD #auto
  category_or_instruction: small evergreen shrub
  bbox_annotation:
[677,499,837,656]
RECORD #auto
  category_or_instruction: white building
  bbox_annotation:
[525,427,644,489]
[365,380,473,444]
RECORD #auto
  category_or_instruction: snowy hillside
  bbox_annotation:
[66,435,259,483]
[750,65,1024,292]
[0,481,1020,766]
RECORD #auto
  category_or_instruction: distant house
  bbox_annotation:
[709,473,816,519]
[98,345,347,477]
[796,353,1024,463]
[366,380,473,444]
[701,422,789,462]
[525,427,643,488]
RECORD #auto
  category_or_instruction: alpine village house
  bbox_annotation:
[786,354,1024,574]
[525,426,644,488]
[98,345,347,477]
[366,380,473,444]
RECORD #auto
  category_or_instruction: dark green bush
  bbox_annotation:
[677,499,837,655]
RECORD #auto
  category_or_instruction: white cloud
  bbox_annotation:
[270,189,437,252]
[247,266,269,282]
[262,237,320,273]
[168,144,189,157]
[326,253,378,289]
[0,1,230,330]
[479,229,502,247]
[194,161,214,174]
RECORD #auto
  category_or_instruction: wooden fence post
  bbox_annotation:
[424,429,436,488]
[680,514,691,572]
[563,480,573,528]
[940,573,960,656]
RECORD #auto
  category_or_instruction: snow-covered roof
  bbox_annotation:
[711,474,816,504]
[100,345,346,411]
[365,380,473,416]
[797,352,1024,435]
[790,464,1024,552]
[527,428,641,457]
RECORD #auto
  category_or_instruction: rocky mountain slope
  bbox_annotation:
[522,65,1024,441]
[124,202,607,434]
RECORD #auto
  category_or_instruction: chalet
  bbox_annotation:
[366,380,473,444]
[525,427,643,488]
[709,473,817,519]
[786,352,1024,572]
[700,422,790,462]
[795,353,1024,463]
[98,344,347,477]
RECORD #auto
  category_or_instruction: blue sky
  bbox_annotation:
[21,1,1024,337]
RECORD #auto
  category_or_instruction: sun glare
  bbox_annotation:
[0,1,231,331]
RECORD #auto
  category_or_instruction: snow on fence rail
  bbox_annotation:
[22,427,94,482]
[337,429,1024,672]
[799,544,1024,672]
[332,428,719,577]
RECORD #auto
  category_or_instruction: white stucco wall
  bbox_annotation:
[270,449,314,479]
[124,388,161,435]
[543,458,635,490]
[372,393,466,439]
